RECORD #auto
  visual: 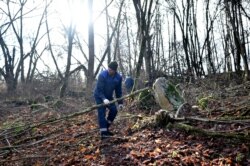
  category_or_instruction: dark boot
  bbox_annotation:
[106,130,114,136]
[106,122,114,136]
[107,122,111,129]
[101,131,113,140]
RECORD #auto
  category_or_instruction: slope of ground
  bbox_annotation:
[0,74,249,165]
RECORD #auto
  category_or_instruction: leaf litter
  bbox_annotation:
[0,75,250,165]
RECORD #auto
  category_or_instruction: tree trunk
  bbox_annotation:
[26,6,47,83]
[124,10,133,76]
[205,0,216,75]
[238,2,249,81]
[0,34,17,93]
[133,0,155,84]
[105,0,111,63]
[86,0,95,99]
[60,23,76,98]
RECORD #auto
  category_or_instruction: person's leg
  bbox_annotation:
[97,106,108,134]
[106,103,118,131]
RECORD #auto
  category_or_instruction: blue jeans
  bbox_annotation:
[96,102,117,133]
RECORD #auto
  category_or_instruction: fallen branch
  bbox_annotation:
[168,122,250,141]
[0,133,62,151]
[0,87,150,138]
[0,155,50,163]
[154,109,250,141]
[14,128,63,145]
[178,116,250,124]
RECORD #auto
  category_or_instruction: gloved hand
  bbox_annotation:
[118,104,124,110]
[103,99,110,105]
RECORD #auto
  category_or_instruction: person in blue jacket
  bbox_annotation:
[94,61,123,140]
[125,76,134,93]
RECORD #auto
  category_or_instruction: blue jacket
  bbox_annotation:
[94,70,123,104]
[125,77,134,90]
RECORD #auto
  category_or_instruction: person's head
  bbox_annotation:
[108,61,118,76]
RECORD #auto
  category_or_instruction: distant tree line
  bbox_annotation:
[0,0,249,98]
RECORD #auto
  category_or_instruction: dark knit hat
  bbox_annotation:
[108,61,118,71]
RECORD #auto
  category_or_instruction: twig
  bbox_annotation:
[218,125,250,133]
[0,155,49,163]
[5,136,11,147]
[0,133,62,151]
[14,128,63,145]
[5,135,19,153]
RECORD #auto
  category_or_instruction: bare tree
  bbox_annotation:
[45,0,88,98]
[86,0,95,97]
[105,0,111,63]
[124,8,133,76]
[94,0,125,77]
[224,0,249,80]
[165,0,193,79]
[205,0,215,74]
[59,22,76,98]
[132,0,156,84]
[0,0,49,92]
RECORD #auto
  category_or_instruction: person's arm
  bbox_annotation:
[96,74,106,100]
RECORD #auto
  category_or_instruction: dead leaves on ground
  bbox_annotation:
[1,79,250,165]
[0,107,249,165]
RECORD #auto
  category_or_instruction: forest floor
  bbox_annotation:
[0,74,250,165]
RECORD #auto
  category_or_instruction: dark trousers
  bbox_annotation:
[97,102,117,133]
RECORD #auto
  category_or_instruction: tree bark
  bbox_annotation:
[86,0,95,99]
[132,0,155,84]
[59,23,76,98]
